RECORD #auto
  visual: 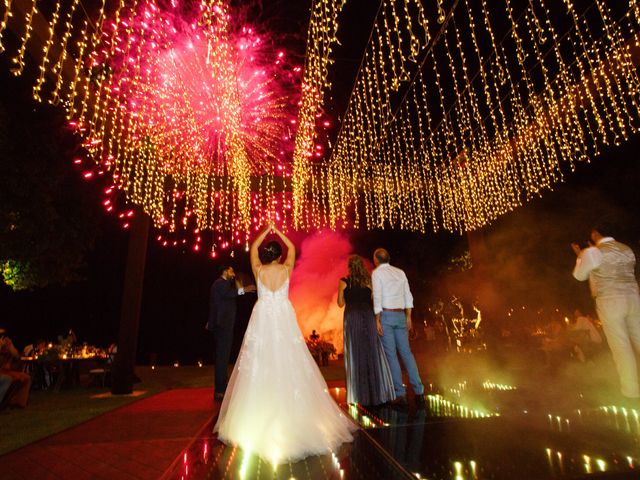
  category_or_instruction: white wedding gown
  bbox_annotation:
[213,268,356,464]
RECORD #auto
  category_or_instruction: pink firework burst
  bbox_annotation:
[95,0,299,178]
[70,0,336,253]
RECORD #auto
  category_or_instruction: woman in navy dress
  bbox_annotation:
[338,255,395,406]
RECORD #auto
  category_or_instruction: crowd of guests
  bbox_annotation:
[0,327,116,411]
[540,309,603,368]
[334,246,617,408]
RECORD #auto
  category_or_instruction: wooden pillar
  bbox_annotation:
[111,209,150,395]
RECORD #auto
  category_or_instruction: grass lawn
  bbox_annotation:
[0,361,345,455]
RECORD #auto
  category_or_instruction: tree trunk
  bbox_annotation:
[111,209,150,395]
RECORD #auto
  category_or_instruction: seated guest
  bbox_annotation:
[540,320,569,370]
[571,309,602,343]
[0,329,32,408]
[30,339,52,389]
[22,344,34,357]
[569,309,603,362]
[23,338,48,357]
[0,373,12,408]
[58,328,77,349]
[108,343,117,362]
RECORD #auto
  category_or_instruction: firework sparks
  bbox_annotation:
[80,0,301,238]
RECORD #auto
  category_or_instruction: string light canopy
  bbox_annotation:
[321,0,640,233]
[1,0,640,252]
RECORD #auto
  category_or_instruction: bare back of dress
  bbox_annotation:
[255,264,290,298]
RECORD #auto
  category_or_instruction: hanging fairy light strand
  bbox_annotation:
[317,0,432,230]
[323,0,640,233]
[0,0,12,54]
[291,0,346,231]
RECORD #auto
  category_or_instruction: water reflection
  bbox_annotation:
[168,428,409,479]
[167,385,640,479]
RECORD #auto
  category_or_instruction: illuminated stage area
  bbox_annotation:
[166,383,640,479]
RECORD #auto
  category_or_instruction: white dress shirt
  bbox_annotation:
[572,238,611,281]
[371,263,414,315]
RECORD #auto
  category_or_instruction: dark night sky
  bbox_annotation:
[0,0,639,363]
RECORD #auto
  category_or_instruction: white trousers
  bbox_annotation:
[596,293,640,398]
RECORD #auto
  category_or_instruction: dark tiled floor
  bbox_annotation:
[3,379,640,479]
[346,382,640,480]
[163,425,412,480]
[163,381,412,480]
[166,381,640,480]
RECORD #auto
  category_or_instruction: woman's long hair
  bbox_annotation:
[348,255,370,287]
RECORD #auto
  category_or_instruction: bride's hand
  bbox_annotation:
[261,221,273,234]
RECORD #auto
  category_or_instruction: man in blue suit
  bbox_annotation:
[207,266,255,401]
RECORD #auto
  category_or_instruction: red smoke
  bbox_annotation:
[289,231,352,352]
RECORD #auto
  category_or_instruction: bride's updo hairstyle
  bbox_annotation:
[260,241,282,264]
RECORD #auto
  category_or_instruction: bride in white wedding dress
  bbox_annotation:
[214,223,356,464]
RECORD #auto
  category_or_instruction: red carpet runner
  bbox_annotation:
[0,388,216,480]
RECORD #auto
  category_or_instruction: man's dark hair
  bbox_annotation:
[219,265,233,275]
[374,248,390,264]
[591,219,617,238]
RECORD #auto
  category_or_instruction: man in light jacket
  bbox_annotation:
[572,223,640,400]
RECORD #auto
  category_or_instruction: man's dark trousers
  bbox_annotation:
[208,277,239,395]
[213,323,234,394]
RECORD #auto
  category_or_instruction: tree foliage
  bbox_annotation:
[0,96,99,291]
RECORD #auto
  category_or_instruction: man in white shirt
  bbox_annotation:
[372,248,424,405]
[571,309,602,345]
[572,224,640,399]
[568,309,602,362]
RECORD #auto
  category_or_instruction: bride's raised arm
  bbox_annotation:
[250,223,272,273]
[272,226,296,271]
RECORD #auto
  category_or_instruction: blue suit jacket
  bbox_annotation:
[207,277,239,331]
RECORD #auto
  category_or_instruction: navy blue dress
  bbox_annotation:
[342,277,395,406]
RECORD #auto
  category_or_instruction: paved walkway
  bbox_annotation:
[0,388,216,480]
